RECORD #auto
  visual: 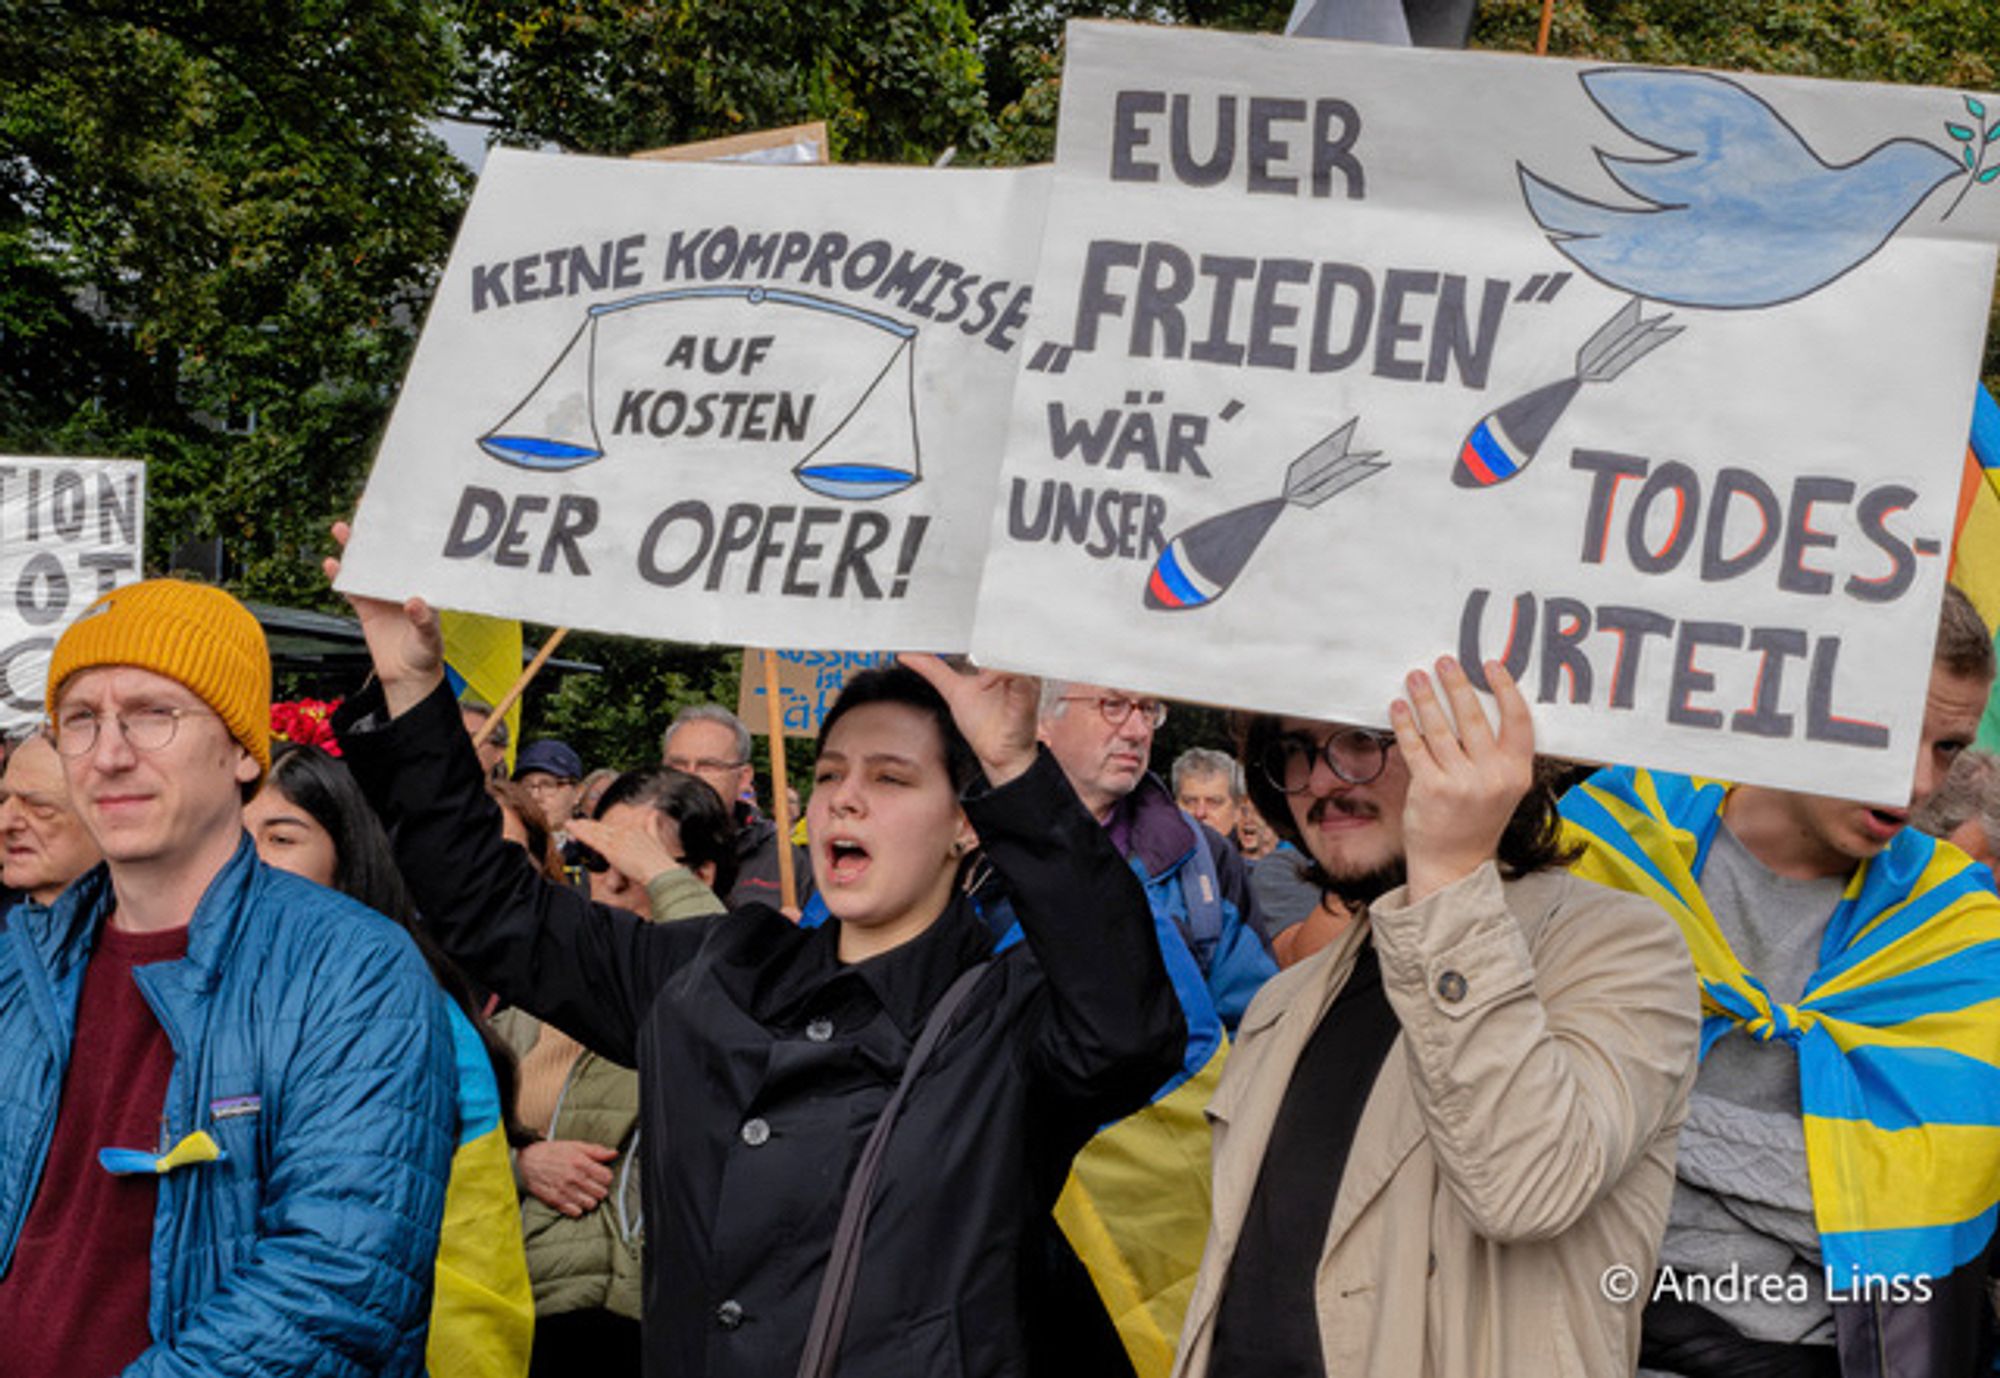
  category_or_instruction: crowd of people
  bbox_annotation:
[0,560,1996,1378]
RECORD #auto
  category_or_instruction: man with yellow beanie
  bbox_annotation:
[0,579,457,1377]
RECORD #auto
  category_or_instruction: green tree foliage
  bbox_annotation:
[0,0,471,602]
[449,1,992,162]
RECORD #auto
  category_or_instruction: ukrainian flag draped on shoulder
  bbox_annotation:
[1561,766,2000,1288]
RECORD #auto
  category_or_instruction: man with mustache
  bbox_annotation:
[1566,585,2000,1378]
[1172,656,1700,1378]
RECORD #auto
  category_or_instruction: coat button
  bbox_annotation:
[806,1018,834,1043]
[740,1117,771,1147]
[716,1298,744,1329]
[1436,970,1468,1003]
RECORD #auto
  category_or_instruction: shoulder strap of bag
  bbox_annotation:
[794,959,991,1378]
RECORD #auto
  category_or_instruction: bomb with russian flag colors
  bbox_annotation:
[1453,297,1681,489]
[1145,419,1386,612]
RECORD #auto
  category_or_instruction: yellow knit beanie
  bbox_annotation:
[46,579,272,775]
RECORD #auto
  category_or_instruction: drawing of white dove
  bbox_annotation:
[1519,68,1964,309]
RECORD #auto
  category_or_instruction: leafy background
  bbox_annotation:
[5,0,1996,783]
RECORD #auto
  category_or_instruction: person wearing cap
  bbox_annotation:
[0,579,456,1377]
[515,738,585,835]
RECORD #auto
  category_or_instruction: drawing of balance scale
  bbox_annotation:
[478,285,923,501]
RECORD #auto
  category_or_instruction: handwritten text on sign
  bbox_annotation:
[969,23,2000,802]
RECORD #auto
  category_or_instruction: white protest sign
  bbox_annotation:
[0,457,146,728]
[970,22,2000,802]
[339,149,1046,651]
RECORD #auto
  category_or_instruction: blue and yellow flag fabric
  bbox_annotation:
[1956,384,2000,750]
[431,1000,535,1377]
[1032,894,1225,1378]
[439,610,524,774]
[1562,767,2000,1288]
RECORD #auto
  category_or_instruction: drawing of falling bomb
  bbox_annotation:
[1453,298,1680,488]
[1145,419,1386,611]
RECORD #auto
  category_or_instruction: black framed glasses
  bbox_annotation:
[1259,728,1396,793]
[1060,695,1168,729]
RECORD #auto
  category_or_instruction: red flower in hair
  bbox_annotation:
[270,698,342,756]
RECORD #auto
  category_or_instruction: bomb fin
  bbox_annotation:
[1281,418,1388,509]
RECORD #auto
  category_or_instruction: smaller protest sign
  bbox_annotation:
[338,149,1048,654]
[0,456,146,728]
[737,648,898,737]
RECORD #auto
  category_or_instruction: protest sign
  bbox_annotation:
[0,457,145,727]
[737,648,897,737]
[338,149,1047,652]
[970,21,2000,801]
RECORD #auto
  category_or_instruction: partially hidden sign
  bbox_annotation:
[0,456,145,729]
[738,649,898,738]
[968,22,2000,802]
[338,150,1046,651]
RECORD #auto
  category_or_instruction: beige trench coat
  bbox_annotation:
[1173,862,1700,1378]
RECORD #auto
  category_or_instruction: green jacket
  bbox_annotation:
[495,867,723,1319]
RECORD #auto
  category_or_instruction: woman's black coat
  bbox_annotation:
[338,681,1186,1378]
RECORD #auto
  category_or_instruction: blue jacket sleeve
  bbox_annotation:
[125,914,457,1377]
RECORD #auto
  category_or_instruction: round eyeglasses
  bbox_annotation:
[53,705,214,757]
[1059,695,1168,730]
[1259,728,1396,793]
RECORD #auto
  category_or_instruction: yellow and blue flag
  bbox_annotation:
[1956,384,2000,749]
[439,610,524,774]
[1563,767,2000,1289]
[431,1000,535,1378]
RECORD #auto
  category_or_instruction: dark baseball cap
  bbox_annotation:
[513,739,584,781]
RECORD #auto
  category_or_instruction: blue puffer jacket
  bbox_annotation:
[0,836,456,1376]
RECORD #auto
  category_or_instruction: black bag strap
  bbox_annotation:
[794,960,991,1378]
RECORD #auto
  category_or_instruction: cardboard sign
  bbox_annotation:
[0,457,146,727]
[339,149,1046,651]
[970,22,2000,802]
[737,648,898,737]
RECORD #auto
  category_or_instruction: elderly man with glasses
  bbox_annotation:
[1038,681,1277,1031]
[659,703,809,909]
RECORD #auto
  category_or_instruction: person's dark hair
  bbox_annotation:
[817,665,982,794]
[1937,584,1996,682]
[593,765,740,899]
[1238,714,1580,896]
[486,777,564,881]
[266,741,521,1128]
[268,742,418,924]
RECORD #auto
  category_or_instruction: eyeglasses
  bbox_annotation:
[1059,695,1168,730]
[1260,728,1396,793]
[665,755,747,776]
[53,705,214,758]
[520,776,578,795]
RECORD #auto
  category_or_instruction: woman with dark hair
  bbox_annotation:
[244,742,536,1378]
[492,764,732,1377]
[327,541,1184,1378]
